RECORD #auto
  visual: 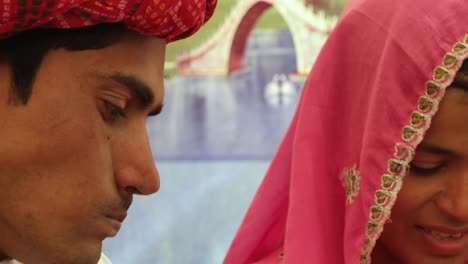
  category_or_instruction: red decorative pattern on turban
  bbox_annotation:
[0,0,217,41]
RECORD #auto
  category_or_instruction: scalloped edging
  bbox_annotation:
[359,34,468,264]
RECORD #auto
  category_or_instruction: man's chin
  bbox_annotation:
[56,252,102,264]
[47,243,103,264]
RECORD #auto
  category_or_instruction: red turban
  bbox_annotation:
[0,0,217,41]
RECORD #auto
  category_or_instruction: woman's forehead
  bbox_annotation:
[420,87,468,156]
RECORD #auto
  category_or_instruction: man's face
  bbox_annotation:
[374,87,468,263]
[0,33,164,264]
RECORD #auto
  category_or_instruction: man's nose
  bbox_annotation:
[114,129,160,196]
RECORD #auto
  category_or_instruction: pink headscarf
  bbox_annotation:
[224,0,468,263]
[0,0,217,42]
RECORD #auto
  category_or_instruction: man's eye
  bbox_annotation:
[409,162,446,176]
[103,101,127,124]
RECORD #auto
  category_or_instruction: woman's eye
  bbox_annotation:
[102,101,127,124]
[409,162,445,176]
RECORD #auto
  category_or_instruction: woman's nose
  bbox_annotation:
[435,170,468,222]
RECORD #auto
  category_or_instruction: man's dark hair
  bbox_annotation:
[0,23,127,105]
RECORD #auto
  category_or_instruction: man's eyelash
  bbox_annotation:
[104,101,127,123]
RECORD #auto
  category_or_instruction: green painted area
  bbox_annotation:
[165,0,344,71]
[165,0,238,64]
[319,0,348,15]
[255,8,288,29]
[165,0,289,65]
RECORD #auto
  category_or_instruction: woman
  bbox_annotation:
[224,0,468,263]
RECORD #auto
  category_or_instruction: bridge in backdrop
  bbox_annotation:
[176,0,337,76]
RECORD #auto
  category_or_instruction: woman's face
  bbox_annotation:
[373,82,468,263]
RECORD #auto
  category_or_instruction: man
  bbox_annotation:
[0,1,216,264]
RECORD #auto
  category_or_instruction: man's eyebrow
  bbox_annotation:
[416,142,456,156]
[109,73,163,116]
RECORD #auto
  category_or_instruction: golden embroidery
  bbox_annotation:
[426,81,441,97]
[443,53,459,67]
[341,165,361,205]
[394,143,415,161]
[387,159,407,175]
[360,34,468,264]
[402,126,418,141]
[433,66,450,81]
[453,42,467,54]
[410,111,426,126]
[417,96,435,112]
[381,174,397,190]
[367,222,378,236]
[375,190,391,205]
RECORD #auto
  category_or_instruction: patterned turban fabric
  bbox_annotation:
[0,0,217,41]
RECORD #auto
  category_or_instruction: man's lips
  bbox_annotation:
[103,197,131,236]
[107,211,127,223]
[103,211,127,237]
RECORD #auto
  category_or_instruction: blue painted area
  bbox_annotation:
[149,29,304,160]
[102,29,302,264]
[103,161,268,264]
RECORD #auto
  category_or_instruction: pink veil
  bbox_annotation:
[224,0,468,263]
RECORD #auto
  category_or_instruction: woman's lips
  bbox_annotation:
[416,225,468,256]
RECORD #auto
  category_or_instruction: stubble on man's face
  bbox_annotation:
[0,33,165,264]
